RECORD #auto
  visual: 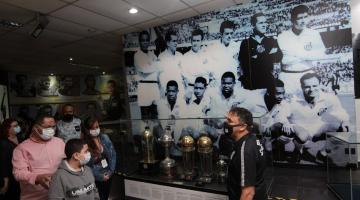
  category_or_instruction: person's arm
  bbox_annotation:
[12,147,38,185]
[240,139,258,200]
[103,134,117,175]
[240,186,255,200]
[12,147,52,188]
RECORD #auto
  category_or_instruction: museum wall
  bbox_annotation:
[123,0,355,165]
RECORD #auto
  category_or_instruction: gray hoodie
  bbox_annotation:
[49,160,100,200]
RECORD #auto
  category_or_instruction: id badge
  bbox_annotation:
[101,159,108,168]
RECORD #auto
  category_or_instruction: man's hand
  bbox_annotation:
[340,121,350,132]
[282,123,294,136]
[35,174,52,189]
[0,184,8,194]
[103,174,110,181]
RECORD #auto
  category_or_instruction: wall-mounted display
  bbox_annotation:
[8,73,126,121]
[0,84,9,123]
[123,0,355,166]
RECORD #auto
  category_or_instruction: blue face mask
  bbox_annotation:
[14,126,21,134]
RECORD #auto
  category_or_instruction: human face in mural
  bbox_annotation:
[221,28,233,46]
[166,86,178,103]
[293,12,309,31]
[191,35,202,53]
[221,77,235,97]
[274,86,285,104]
[167,35,178,54]
[139,34,150,52]
[301,77,320,103]
[194,82,206,100]
[255,15,267,34]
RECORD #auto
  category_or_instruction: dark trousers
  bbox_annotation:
[96,178,113,200]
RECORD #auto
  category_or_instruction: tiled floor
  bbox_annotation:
[269,166,339,200]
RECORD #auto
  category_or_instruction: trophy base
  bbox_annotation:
[184,174,195,181]
[199,176,212,183]
[138,160,159,175]
[161,165,177,178]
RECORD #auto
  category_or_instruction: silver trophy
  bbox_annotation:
[158,126,176,178]
[216,158,227,183]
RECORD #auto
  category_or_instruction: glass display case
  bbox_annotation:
[326,132,360,200]
[100,117,274,200]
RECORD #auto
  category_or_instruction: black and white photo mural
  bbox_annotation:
[123,0,355,165]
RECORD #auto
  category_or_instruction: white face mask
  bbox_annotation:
[89,128,100,137]
[14,126,21,134]
[40,127,55,140]
[80,152,91,165]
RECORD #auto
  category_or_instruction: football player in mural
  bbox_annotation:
[207,20,240,86]
[156,80,185,156]
[181,29,212,103]
[207,71,264,117]
[274,73,349,163]
[277,5,326,95]
[263,79,286,112]
[239,12,283,90]
[157,80,184,120]
[183,76,211,118]
[134,30,160,119]
[157,30,184,99]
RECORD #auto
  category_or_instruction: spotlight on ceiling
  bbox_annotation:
[30,13,49,39]
[129,8,138,14]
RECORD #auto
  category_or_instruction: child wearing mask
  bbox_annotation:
[49,139,99,200]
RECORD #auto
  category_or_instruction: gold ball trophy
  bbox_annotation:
[181,135,195,180]
[158,126,176,178]
[197,136,213,183]
[139,126,158,174]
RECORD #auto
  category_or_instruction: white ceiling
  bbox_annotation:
[0,0,245,75]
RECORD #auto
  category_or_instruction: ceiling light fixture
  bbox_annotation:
[30,13,49,39]
[129,8,138,14]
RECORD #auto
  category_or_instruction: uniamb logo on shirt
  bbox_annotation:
[67,183,96,197]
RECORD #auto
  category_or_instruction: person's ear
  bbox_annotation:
[239,124,247,132]
[73,152,81,161]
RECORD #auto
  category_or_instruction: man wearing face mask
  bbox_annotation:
[49,139,99,200]
[57,104,82,143]
[224,107,267,200]
[12,113,65,200]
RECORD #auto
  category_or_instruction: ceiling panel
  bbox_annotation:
[162,8,198,23]
[0,0,67,13]
[193,0,235,14]
[180,0,212,6]
[125,0,188,16]
[90,32,122,46]
[134,17,168,30]
[51,5,127,31]
[75,0,156,25]
[0,2,35,24]
[114,26,141,35]
[46,16,103,37]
